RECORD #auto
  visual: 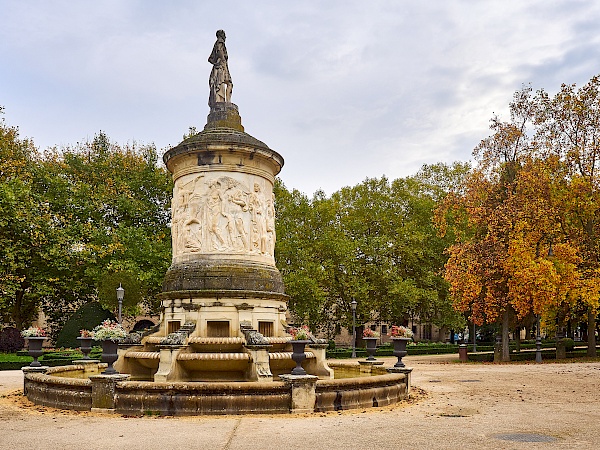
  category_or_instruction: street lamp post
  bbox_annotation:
[535,314,542,363]
[116,283,125,325]
[351,299,357,358]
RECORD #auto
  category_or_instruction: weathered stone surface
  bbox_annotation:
[163,127,278,165]
[280,374,318,414]
[90,373,130,412]
[162,260,285,294]
[160,321,196,345]
[205,102,243,131]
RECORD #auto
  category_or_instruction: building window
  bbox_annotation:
[207,321,230,337]
[370,324,376,331]
[167,321,181,334]
[381,325,388,335]
[258,321,273,337]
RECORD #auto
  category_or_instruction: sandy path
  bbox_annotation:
[1,355,599,449]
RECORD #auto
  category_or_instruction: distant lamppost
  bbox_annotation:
[535,314,542,363]
[351,299,358,358]
[116,283,125,324]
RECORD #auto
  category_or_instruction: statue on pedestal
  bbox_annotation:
[208,29,233,107]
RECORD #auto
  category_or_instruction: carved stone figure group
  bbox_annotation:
[172,175,275,258]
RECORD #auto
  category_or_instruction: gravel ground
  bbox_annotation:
[1,354,599,449]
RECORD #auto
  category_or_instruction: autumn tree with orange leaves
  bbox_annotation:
[436,76,600,361]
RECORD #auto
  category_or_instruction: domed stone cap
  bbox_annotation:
[163,126,283,169]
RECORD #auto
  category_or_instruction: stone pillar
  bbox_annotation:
[89,374,130,413]
[358,360,384,374]
[556,329,566,360]
[305,344,334,379]
[458,343,468,362]
[279,374,318,414]
[387,367,413,395]
[244,345,273,382]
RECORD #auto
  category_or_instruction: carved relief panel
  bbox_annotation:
[171,172,276,264]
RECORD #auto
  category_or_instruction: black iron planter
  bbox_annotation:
[100,340,120,374]
[26,337,46,367]
[363,337,378,361]
[391,337,412,368]
[290,340,310,375]
[77,337,94,360]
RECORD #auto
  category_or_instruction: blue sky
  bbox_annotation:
[2,0,600,195]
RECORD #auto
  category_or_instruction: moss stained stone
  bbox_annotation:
[162,260,285,295]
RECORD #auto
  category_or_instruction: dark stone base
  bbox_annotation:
[205,103,243,132]
[162,259,285,295]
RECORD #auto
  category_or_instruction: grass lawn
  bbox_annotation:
[0,353,32,363]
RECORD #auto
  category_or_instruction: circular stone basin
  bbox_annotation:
[23,361,411,416]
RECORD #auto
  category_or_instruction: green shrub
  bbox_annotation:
[0,327,25,353]
[562,338,575,352]
[55,302,115,349]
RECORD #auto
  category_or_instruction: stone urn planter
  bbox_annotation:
[77,337,94,360]
[363,337,378,361]
[100,340,120,374]
[391,337,411,368]
[290,340,310,375]
[26,337,46,367]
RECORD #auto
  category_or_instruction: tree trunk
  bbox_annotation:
[502,310,510,362]
[14,290,25,330]
[524,314,534,340]
[587,308,597,357]
[514,327,521,353]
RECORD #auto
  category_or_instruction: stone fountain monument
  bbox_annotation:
[22,31,412,415]
[116,30,331,383]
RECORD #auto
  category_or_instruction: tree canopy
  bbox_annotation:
[275,164,468,337]
[436,74,600,359]
[1,113,172,338]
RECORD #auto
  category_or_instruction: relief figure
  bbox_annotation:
[206,180,227,250]
[249,183,267,254]
[266,194,276,256]
[223,178,249,252]
[172,175,204,254]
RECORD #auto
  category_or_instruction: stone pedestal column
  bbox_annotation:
[386,366,413,395]
[244,345,273,382]
[22,366,49,396]
[358,360,384,374]
[89,374,130,413]
[279,374,318,414]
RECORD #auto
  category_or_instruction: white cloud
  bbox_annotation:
[1,0,600,195]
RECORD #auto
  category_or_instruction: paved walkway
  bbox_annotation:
[1,354,599,449]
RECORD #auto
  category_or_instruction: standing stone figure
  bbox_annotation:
[208,30,233,106]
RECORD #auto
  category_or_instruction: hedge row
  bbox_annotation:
[326,341,591,359]
[0,348,103,371]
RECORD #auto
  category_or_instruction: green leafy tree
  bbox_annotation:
[275,166,466,339]
[39,132,173,332]
[0,109,74,330]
